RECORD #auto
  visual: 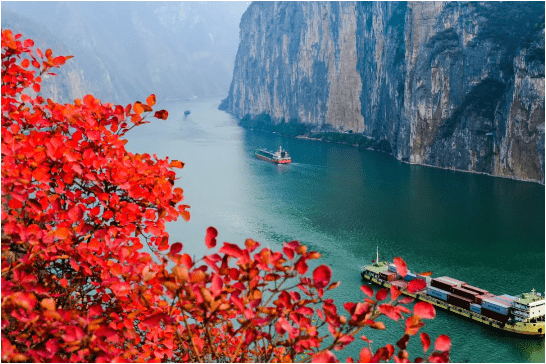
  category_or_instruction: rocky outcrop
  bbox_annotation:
[221,1,545,183]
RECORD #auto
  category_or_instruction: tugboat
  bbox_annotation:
[360,248,545,337]
[254,146,291,164]
[184,110,191,116]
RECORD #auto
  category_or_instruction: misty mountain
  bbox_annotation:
[1,1,248,104]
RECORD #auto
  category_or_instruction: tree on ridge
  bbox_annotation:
[1,29,451,363]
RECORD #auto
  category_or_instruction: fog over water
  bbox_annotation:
[1,1,249,103]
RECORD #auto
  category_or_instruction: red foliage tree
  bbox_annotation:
[1,29,451,363]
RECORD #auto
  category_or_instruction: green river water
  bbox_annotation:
[126,98,545,363]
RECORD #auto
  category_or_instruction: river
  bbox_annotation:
[126,97,545,363]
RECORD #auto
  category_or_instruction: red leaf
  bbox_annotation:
[386,344,395,358]
[52,56,67,66]
[368,320,386,330]
[146,94,156,107]
[399,296,414,304]
[142,313,167,327]
[154,110,169,120]
[405,315,424,336]
[376,288,389,301]
[359,347,372,363]
[170,242,183,255]
[41,298,56,311]
[170,160,184,169]
[33,83,40,93]
[210,274,223,297]
[60,278,68,288]
[434,334,451,352]
[70,259,80,272]
[311,350,338,363]
[312,265,332,289]
[379,304,400,321]
[24,39,34,47]
[414,302,435,319]
[390,284,401,301]
[407,279,426,293]
[190,270,205,283]
[230,295,244,312]
[393,257,408,277]
[8,199,22,209]
[420,332,431,353]
[83,94,95,106]
[46,339,59,354]
[283,246,295,260]
[103,210,114,220]
[68,206,83,222]
[428,352,450,363]
[361,285,374,297]
[295,306,314,316]
[205,226,218,249]
[133,102,144,115]
[180,254,193,268]
[396,334,410,350]
[245,238,259,252]
[219,242,243,258]
[295,257,308,275]
[21,59,29,68]
[54,227,70,239]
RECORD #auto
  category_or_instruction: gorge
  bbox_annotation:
[220,1,545,184]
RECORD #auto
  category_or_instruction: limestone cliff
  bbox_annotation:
[221,1,545,183]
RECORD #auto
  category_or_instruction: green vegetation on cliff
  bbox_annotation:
[240,113,310,137]
[239,113,395,153]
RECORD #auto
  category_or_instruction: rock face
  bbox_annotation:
[221,1,545,183]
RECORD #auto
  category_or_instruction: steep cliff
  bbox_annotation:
[221,1,545,183]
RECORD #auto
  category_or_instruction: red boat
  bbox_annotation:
[254,146,291,164]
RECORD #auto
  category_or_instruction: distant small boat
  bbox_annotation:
[184,110,191,115]
[255,146,291,164]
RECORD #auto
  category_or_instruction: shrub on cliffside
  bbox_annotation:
[1,29,451,363]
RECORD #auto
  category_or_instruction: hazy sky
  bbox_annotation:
[1,1,252,100]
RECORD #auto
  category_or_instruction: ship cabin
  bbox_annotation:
[511,289,545,324]
[361,261,390,280]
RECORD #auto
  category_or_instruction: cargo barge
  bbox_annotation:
[255,146,291,164]
[360,252,545,337]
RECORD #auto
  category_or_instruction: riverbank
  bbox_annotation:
[235,114,544,185]
[130,98,545,362]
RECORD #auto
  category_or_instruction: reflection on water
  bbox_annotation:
[126,97,545,363]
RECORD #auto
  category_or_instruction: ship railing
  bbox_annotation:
[512,310,530,318]
[424,295,506,325]
[512,302,528,310]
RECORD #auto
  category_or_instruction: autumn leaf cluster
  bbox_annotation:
[1,29,451,363]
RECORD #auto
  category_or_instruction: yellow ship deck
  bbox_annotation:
[362,272,545,337]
